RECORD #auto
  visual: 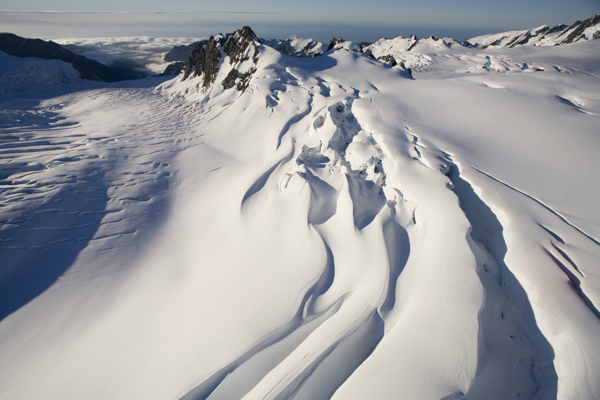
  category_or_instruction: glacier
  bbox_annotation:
[1,24,600,400]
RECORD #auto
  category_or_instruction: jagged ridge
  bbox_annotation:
[182,26,259,92]
[465,13,600,48]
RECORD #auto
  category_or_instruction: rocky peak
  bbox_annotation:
[557,14,600,44]
[327,37,344,51]
[464,13,600,49]
[182,26,259,92]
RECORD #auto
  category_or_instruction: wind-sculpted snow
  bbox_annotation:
[1,28,600,400]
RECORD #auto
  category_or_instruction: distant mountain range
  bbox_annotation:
[1,13,598,85]
[161,13,600,64]
[465,13,600,48]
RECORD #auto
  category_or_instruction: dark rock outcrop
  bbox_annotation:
[363,48,376,60]
[327,37,344,51]
[557,14,600,44]
[464,13,599,48]
[182,26,259,92]
[377,54,397,66]
[160,61,185,76]
[0,33,128,82]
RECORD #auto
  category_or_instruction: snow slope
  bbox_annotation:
[1,27,599,400]
[0,51,83,97]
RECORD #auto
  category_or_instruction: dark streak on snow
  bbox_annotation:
[469,164,600,247]
[542,247,600,320]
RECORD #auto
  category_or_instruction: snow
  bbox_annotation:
[465,15,600,49]
[0,52,85,97]
[261,36,327,58]
[1,30,600,400]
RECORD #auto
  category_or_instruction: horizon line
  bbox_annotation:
[0,10,281,15]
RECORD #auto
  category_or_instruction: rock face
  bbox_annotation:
[327,37,344,51]
[160,61,185,76]
[0,33,128,82]
[377,54,397,66]
[465,13,600,48]
[182,26,259,92]
[557,13,600,44]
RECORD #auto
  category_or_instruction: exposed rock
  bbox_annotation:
[0,33,128,82]
[557,14,600,44]
[358,41,372,50]
[377,54,397,66]
[363,48,376,60]
[160,62,185,76]
[465,14,600,48]
[548,24,569,35]
[222,69,255,92]
[224,26,258,65]
[182,26,259,92]
[327,37,344,51]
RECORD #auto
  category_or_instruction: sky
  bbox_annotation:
[1,0,599,42]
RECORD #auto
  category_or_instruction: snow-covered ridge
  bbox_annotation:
[2,22,600,400]
[361,13,600,77]
[466,13,600,48]
[0,33,129,82]
[260,37,327,58]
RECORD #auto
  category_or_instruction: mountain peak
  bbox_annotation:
[465,13,600,48]
[182,26,259,92]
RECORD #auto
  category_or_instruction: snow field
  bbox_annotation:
[1,33,599,400]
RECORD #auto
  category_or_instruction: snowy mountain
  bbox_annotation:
[362,14,600,77]
[0,33,129,82]
[260,37,327,58]
[465,13,600,48]
[1,22,600,400]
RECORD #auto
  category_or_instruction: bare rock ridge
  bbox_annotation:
[182,26,259,91]
[558,13,600,44]
[327,37,345,51]
[0,33,129,82]
[464,13,600,48]
[160,61,185,76]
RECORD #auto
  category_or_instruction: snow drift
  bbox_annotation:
[1,24,600,400]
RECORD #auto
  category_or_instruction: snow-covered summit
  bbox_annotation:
[260,37,327,58]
